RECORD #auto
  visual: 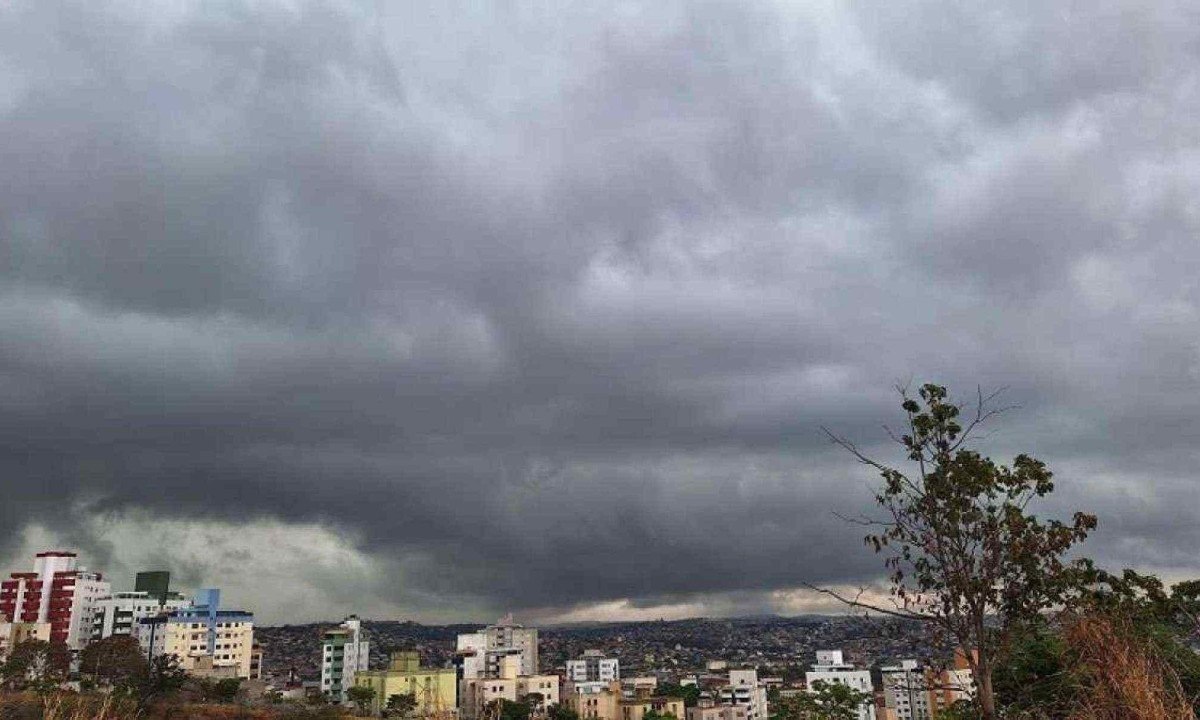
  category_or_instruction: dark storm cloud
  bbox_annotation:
[2,0,1199,620]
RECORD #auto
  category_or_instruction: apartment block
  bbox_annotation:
[354,651,457,717]
[0,620,50,660]
[0,551,110,650]
[806,650,876,720]
[461,654,559,720]
[879,660,932,720]
[322,616,370,703]
[717,669,768,720]
[93,572,191,642]
[567,649,620,694]
[138,589,255,679]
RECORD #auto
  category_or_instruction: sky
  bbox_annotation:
[2,0,1200,625]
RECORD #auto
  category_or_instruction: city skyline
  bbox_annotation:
[3,0,1200,626]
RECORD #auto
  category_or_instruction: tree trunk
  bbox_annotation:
[976,662,997,720]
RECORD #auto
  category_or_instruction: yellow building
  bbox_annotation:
[565,681,622,720]
[0,621,51,660]
[462,654,560,719]
[354,651,458,717]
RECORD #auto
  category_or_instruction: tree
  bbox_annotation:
[776,680,871,720]
[79,635,148,691]
[657,682,700,708]
[642,710,679,720]
[817,384,1097,720]
[387,692,418,717]
[132,654,188,709]
[488,698,533,720]
[347,685,377,716]
[547,703,580,720]
[0,639,71,691]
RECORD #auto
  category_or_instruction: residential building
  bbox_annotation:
[457,615,538,680]
[92,572,191,641]
[621,676,658,699]
[879,660,932,720]
[687,699,751,720]
[619,695,685,720]
[138,588,255,679]
[565,681,622,720]
[806,650,875,720]
[0,551,110,650]
[461,654,559,720]
[717,669,768,720]
[354,651,458,717]
[926,650,975,716]
[250,643,264,680]
[322,616,370,704]
[0,620,51,660]
[567,649,620,694]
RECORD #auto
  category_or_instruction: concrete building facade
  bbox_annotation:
[354,651,458,717]
[806,650,876,720]
[0,551,110,650]
[461,654,559,720]
[322,616,370,704]
[138,589,255,679]
[880,660,932,720]
[568,649,620,694]
[717,669,768,720]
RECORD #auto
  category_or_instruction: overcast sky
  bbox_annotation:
[2,0,1199,625]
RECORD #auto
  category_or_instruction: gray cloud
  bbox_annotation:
[1,0,1199,622]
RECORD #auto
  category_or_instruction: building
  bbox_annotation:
[687,699,751,720]
[0,551,111,650]
[354,651,458,717]
[567,650,620,694]
[565,681,623,720]
[138,588,255,679]
[621,676,658,699]
[0,620,51,660]
[457,615,538,680]
[461,654,559,720]
[879,660,932,720]
[322,616,370,704]
[806,650,875,720]
[250,643,265,680]
[92,572,191,642]
[619,695,685,720]
[717,669,768,720]
[926,650,975,716]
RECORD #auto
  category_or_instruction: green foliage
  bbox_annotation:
[387,692,418,717]
[547,703,581,720]
[0,640,71,691]
[778,680,871,720]
[825,384,1097,720]
[132,653,188,709]
[79,635,148,691]
[656,682,701,708]
[488,698,533,720]
[347,685,377,715]
[642,710,679,720]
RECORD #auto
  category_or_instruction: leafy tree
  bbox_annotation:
[547,703,580,720]
[642,711,679,720]
[1,639,71,691]
[387,692,418,717]
[657,682,701,708]
[347,685,377,716]
[818,384,1097,720]
[211,677,243,703]
[132,653,188,709]
[79,635,147,690]
[773,681,871,720]
[488,698,533,720]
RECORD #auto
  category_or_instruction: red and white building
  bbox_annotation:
[0,551,111,650]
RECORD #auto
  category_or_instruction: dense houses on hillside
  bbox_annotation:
[1,549,975,718]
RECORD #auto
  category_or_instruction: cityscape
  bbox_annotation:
[0,549,974,720]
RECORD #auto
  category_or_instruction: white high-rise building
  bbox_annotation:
[567,649,620,693]
[0,551,111,651]
[806,650,875,720]
[457,615,539,679]
[880,660,932,720]
[321,616,370,704]
[718,669,769,720]
[93,592,192,641]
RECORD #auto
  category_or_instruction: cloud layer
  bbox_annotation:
[2,0,1200,622]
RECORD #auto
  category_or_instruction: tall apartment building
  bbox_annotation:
[806,650,876,720]
[687,699,751,720]
[879,660,932,720]
[321,616,370,704]
[926,650,976,717]
[717,669,768,720]
[0,551,110,650]
[457,615,539,679]
[92,571,191,641]
[138,589,255,679]
[567,649,620,694]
